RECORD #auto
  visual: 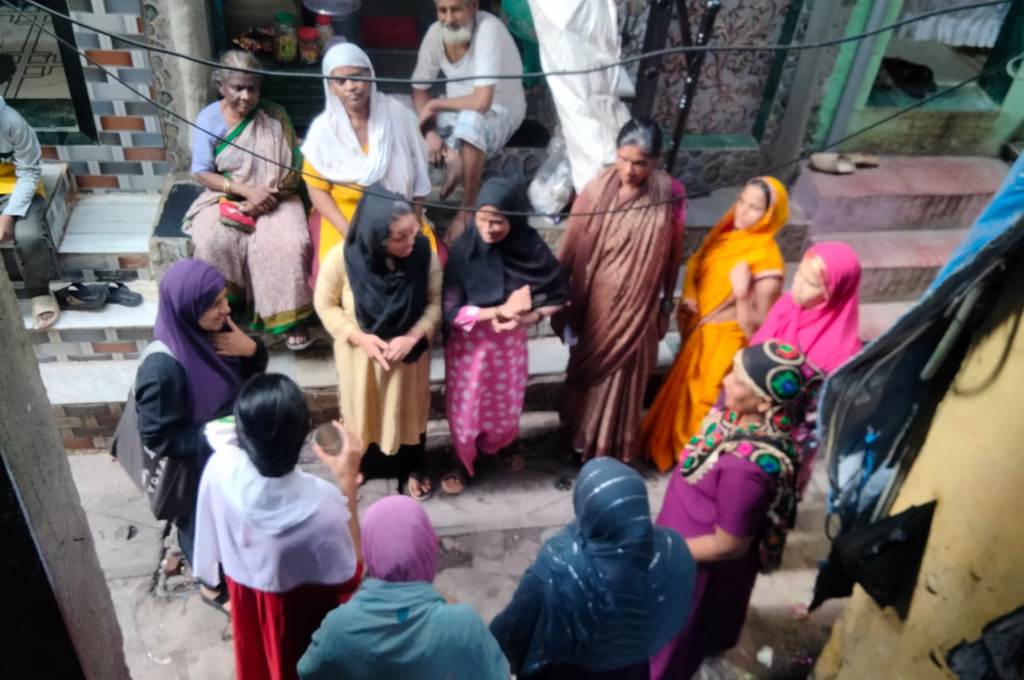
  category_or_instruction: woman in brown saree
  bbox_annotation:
[184,50,313,351]
[555,119,686,462]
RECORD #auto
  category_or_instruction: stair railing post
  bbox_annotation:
[666,0,722,174]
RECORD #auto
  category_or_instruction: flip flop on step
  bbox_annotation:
[90,281,143,307]
[53,281,107,311]
[30,293,60,330]
[809,153,857,175]
[845,152,881,168]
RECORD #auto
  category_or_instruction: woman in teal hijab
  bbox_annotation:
[490,458,696,679]
[297,495,509,680]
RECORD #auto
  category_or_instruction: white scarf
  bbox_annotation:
[203,419,338,535]
[301,43,425,197]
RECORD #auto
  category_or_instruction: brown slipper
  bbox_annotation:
[497,452,525,473]
[440,468,467,496]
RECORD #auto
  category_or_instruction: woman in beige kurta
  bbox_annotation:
[314,187,441,500]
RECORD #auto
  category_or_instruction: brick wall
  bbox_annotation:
[53,402,122,450]
[47,0,167,191]
[29,326,153,362]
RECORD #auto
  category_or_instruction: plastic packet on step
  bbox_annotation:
[528,130,573,217]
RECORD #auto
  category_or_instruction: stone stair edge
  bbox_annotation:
[41,297,912,410]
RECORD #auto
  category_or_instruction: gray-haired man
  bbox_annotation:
[412,0,526,243]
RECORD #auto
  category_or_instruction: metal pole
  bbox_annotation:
[666,0,722,173]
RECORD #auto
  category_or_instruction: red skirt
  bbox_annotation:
[225,562,363,680]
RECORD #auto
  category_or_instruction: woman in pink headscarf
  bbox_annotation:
[298,496,509,679]
[750,241,863,492]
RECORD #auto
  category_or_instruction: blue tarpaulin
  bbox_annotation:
[818,155,1024,532]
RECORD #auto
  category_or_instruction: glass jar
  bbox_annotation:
[274,12,298,64]
[315,14,334,52]
[298,26,320,65]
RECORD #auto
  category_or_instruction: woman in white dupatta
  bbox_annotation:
[194,374,363,680]
[302,43,443,286]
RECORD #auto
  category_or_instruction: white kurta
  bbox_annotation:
[193,420,357,593]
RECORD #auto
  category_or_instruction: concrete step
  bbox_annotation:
[813,228,967,302]
[21,279,156,362]
[40,299,908,451]
[792,156,1008,233]
[56,192,160,281]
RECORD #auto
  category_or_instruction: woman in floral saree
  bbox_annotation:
[185,50,313,350]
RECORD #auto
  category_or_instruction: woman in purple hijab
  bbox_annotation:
[299,496,509,679]
[134,259,268,599]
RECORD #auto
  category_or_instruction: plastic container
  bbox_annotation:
[274,12,298,64]
[315,14,334,52]
[298,26,320,65]
[303,0,361,43]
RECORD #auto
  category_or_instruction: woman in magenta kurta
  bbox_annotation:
[651,341,810,680]
[750,241,862,493]
[442,178,567,493]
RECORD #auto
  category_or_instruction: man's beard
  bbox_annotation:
[440,21,473,46]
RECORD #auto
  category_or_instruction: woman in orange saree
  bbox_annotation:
[642,177,789,472]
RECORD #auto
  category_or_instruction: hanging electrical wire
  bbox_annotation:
[14,0,1012,86]
[1,0,1015,219]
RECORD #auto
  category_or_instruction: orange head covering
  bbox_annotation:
[683,176,789,317]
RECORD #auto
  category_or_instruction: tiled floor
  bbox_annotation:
[59,192,159,255]
[0,7,69,100]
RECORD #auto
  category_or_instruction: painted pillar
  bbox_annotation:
[0,267,130,678]
[142,0,214,173]
[813,260,1024,679]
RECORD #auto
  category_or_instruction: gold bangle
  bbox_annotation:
[223,178,231,195]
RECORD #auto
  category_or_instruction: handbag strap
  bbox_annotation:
[139,339,174,364]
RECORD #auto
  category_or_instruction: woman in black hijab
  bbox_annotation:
[314,184,442,500]
[441,177,568,495]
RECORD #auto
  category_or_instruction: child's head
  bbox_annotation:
[234,373,310,478]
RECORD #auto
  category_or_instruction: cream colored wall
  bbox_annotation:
[813,262,1024,680]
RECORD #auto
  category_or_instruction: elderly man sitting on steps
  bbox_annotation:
[412,0,526,243]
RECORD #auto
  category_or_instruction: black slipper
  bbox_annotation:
[53,281,107,311]
[91,281,143,307]
[407,470,435,502]
[199,586,230,618]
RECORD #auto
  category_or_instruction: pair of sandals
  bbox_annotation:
[54,280,143,310]
[808,152,881,175]
[31,281,143,330]
[415,452,526,500]
[407,467,467,500]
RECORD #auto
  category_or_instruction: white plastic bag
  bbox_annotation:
[527,0,633,191]
[528,130,573,216]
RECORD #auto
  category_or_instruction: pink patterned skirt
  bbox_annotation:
[444,309,529,476]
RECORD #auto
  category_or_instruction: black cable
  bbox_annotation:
[17,0,1013,86]
[6,0,1016,219]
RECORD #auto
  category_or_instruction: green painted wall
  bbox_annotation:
[813,0,1024,155]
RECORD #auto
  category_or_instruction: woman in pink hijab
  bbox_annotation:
[750,241,863,492]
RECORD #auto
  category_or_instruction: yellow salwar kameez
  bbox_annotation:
[313,245,442,455]
[303,159,439,266]
[642,177,789,472]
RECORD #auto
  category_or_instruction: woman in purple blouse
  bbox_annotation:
[651,340,811,679]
